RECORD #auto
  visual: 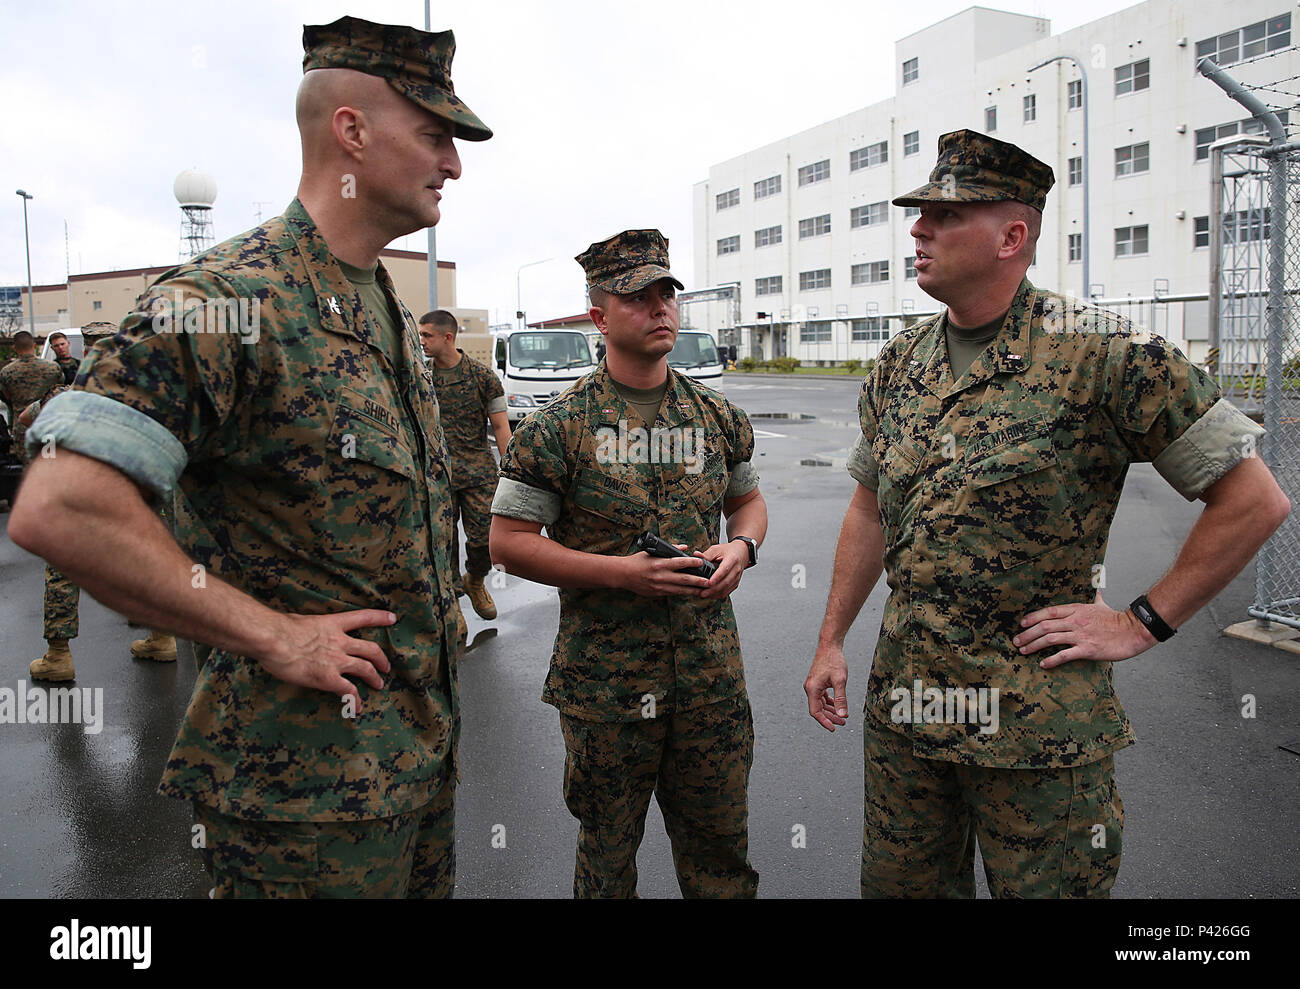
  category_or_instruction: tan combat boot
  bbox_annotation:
[463,573,497,620]
[30,639,75,682]
[131,629,178,662]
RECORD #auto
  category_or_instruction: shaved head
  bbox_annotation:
[295,68,394,162]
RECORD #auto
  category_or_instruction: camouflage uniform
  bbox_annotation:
[0,354,62,459]
[494,230,762,898]
[842,130,1264,898]
[433,349,506,581]
[55,356,80,386]
[27,15,493,899]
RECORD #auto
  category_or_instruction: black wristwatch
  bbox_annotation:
[1129,594,1176,642]
[730,535,758,568]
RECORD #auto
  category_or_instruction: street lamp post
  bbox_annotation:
[1028,55,1089,298]
[516,257,553,330]
[15,189,35,335]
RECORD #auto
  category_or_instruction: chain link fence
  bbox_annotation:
[1201,51,1300,630]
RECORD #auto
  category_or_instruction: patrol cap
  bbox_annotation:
[893,129,1054,212]
[576,229,685,295]
[302,15,492,142]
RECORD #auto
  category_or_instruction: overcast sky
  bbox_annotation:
[1,0,1142,326]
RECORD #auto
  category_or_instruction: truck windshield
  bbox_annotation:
[667,332,720,368]
[509,333,595,370]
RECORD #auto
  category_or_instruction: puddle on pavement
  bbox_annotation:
[750,412,817,421]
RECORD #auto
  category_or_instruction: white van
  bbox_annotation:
[666,330,725,391]
[494,328,596,426]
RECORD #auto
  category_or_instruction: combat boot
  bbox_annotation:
[30,639,75,682]
[463,573,497,620]
[131,629,178,663]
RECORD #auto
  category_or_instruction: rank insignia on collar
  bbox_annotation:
[326,296,342,315]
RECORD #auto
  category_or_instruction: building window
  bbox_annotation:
[1068,233,1083,262]
[799,268,832,291]
[1068,79,1083,110]
[1224,208,1271,243]
[851,317,888,342]
[754,225,782,248]
[754,175,782,199]
[800,321,833,343]
[904,256,917,280]
[1023,94,1037,122]
[851,260,890,285]
[755,275,783,296]
[717,235,740,256]
[92,300,102,310]
[1068,156,1083,186]
[1114,58,1150,96]
[903,131,920,157]
[1115,225,1150,257]
[716,188,739,211]
[902,57,919,85]
[798,159,830,186]
[904,205,920,218]
[1196,14,1290,67]
[1115,142,1150,177]
[798,214,832,239]
[985,106,997,132]
[849,141,888,171]
[1194,112,1288,161]
[1194,216,1209,249]
[850,201,889,229]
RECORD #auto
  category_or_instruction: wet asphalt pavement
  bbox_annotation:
[1,373,1297,898]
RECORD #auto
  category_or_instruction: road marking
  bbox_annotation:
[753,429,788,439]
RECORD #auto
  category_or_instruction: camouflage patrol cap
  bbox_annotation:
[576,229,685,295]
[893,129,1054,212]
[302,15,492,142]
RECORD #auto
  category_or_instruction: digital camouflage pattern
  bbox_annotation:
[433,350,505,490]
[55,356,80,386]
[893,129,1055,212]
[497,362,756,721]
[194,767,455,898]
[44,565,79,640]
[302,15,492,142]
[451,483,493,579]
[0,355,62,460]
[576,229,685,295]
[855,278,1236,769]
[861,713,1122,898]
[63,198,464,821]
[561,693,758,898]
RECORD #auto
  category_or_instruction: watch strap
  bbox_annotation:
[730,535,757,567]
[1130,594,1176,642]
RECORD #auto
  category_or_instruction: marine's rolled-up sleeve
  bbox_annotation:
[25,273,255,497]
[477,360,507,415]
[723,401,759,498]
[1102,331,1259,500]
[493,414,568,525]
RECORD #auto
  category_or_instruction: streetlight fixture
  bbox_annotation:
[15,189,35,335]
[516,257,553,330]
[1028,54,1090,298]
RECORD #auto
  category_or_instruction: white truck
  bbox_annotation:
[493,328,596,427]
[665,330,726,391]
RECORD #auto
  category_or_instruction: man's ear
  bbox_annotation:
[998,219,1029,261]
[332,105,366,157]
[588,306,607,332]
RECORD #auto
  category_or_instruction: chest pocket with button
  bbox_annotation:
[965,425,1083,570]
[314,389,418,573]
[567,465,654,556]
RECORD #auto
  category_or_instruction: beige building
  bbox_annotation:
[7,249,486,339]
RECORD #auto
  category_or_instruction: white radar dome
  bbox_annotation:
[174,169,217,208]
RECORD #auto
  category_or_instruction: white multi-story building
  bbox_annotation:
[691,0,1295,364]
